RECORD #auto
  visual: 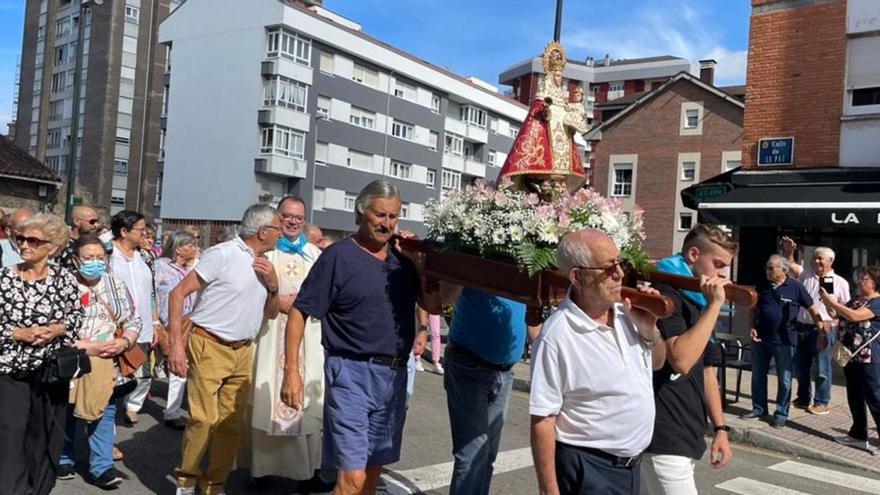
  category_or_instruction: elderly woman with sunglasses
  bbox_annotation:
[57,234,141,489]
[0,213,83,495]
[819,266,880,452]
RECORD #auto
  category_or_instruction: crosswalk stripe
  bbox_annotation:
[380,447,533,494]
[716,477,810,495]
[768,460,880,493]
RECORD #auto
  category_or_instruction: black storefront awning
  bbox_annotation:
[682,167,880,229]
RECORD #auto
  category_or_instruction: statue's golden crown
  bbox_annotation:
[541,41,566,73]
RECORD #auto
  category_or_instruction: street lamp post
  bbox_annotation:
[308,113,328,224]
[63,0,103,224]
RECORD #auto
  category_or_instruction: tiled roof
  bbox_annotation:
[0,134,61,182]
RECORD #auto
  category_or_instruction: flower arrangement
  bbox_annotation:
[423,178,648,276]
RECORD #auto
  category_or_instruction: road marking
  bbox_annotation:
[380,447,533,494]
[768,460,880,493]
[716,477,810,494]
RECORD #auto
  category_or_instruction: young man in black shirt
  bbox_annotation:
[641,225,736,494]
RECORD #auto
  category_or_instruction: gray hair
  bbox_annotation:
[556,229,598,274]
[216,225,238,243]
[238,203,277,237]
[767,254,791,274]
[355,180,399,217]
[160,230,198,259]
[814,246,835,262]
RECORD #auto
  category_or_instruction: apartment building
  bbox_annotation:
[684,0,880,286]
[14,0,183,218]
[158,0,527,238]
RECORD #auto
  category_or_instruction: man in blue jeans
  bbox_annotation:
[443,287,535,495]
[742,255,823,428]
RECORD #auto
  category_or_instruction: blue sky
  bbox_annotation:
[0,0,750,128]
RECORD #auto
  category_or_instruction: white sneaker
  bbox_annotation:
[835,435,868,449]
[414,360,425,372]
[433,363,445,375]
[175,488,195,495]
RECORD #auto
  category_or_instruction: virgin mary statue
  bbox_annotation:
[499,41,587,193]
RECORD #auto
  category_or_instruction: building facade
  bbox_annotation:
[158,0,530,238]
[685,0,880,287]
[14,0,183,219]
[0,134,61,213]
[587,69,744,258]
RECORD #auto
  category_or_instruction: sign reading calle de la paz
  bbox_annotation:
[757,137,794,166]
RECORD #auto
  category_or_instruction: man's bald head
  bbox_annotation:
[72,205,99,236]
[7,207,35,238]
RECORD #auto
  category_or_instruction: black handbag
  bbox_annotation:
[42,347,91,384]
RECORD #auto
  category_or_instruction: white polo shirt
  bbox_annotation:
[189,236,268,341]
[529,295,655,458]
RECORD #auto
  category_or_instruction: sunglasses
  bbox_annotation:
[15,235,52,247]
[575,258,628,275]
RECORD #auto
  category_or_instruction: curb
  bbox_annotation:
[513,376,530,394]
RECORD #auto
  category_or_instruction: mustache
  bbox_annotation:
[374,225,392,234]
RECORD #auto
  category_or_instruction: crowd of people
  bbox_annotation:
[0,179,879,495]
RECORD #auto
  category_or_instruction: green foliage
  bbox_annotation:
[514,243,558,276]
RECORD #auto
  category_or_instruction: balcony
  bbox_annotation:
[254,154,307,179]
[442,153,464,172]
[464,158,486,178]
[261,59,313,86]
[257,107,310,132]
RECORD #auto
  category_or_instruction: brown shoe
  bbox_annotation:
[808,404,831,415]
[791,398,810,409]
[124,410,139,425]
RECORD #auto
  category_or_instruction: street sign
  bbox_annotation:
[757,137,794,166]
[693,183,732,203]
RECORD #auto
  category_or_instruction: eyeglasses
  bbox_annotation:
[575,258,626,275]
[15,235,52,247]
[78,255,107,262]
[280,213,306,223]
[261,225,281,232]
[85,219,98,225]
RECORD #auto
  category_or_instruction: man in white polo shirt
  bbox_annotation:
[530,229,666,495]
[167,204,281,495]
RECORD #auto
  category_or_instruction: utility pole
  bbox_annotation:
[553,0,563,42]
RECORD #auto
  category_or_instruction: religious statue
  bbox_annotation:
[499,41,587,195]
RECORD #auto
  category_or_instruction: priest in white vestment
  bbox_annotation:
[240,197,324,482]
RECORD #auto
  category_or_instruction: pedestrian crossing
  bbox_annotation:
[716,460,880,494]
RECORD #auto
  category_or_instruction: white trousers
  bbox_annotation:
[164,373,187,420]
[125,377,152,413]
[640,454,698,495]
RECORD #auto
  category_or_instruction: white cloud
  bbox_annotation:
[563,1,747,85]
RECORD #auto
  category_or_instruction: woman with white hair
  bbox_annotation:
[0,213,83,495]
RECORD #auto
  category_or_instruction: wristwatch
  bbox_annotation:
[418,324,429,332]
[267,286,279,295]
[714,425,731,433]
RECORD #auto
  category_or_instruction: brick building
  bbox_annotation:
[0,134,61,212]
[684,0,880,286]
[586,67,744,258]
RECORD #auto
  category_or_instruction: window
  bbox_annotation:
[388,160,412,180]
[47,128,62,148]
[51,72,66,93]
[349,106,375,129]
[56,44,68,64]
[681,162,695,181]
[393,79,416,100]
[124,6,139,22]
[684,109,699,128]
[259,125,306,159]
[111,189,126,206]
[725,160,741,172]
[426,169,436,188]
[489,118,498,133]
[48,100,63,119]
[266,28,311,66]
[487,151,496,167]
[319,51,334,74]
[400,203,411,219]
[853,87,880,107]
[113,160,128,175]
[459,105,487,128]
[317,96,330,117]
[347,150,373,171]
[431,95,441,113]
[508,125,519,139]
[442,169,461,190]
[608,82,624,100]
[55,16,71,38]
[428,131,438,151]
[263,76,307,112]
[352,64,378,87]
[315,141,328,165]
[391,120,414,140]
[611,164,633,196]
[444,133,463,156]
[343,193,357,211]
[679,213,693,231]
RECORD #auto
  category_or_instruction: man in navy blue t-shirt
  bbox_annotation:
[279,180,439,495]
[743,255,823,428]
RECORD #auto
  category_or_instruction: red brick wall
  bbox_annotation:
[162,218,238,246]
[742,0,846,168]
[592,80,743,257]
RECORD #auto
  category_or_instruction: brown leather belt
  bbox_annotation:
[192,326,251,350]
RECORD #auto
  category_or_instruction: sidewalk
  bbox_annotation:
[511,361,880,474]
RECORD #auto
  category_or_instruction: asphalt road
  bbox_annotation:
[53,369,880,494]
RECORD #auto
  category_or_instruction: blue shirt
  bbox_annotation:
[294,237,419,358]
[755,277,813,345]
[448,288,526,366]
[0,238,21,268]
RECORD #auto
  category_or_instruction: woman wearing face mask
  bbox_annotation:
[57,235,141,490]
